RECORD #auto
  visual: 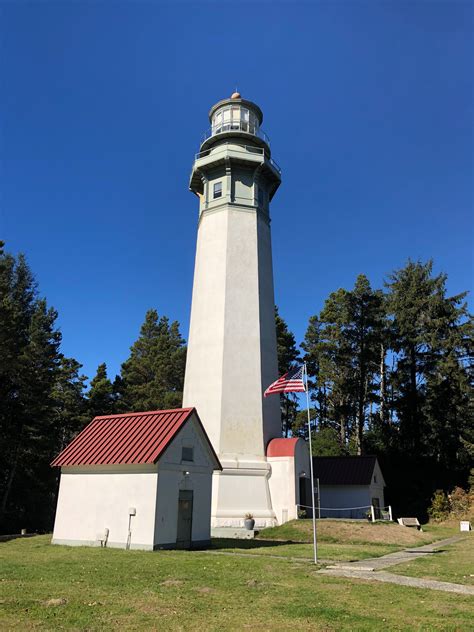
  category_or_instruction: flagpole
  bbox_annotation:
[304,361,318,564]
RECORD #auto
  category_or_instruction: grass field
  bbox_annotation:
[257,518,458,546]
[209,518,459,562]
[212,537,403,561]
[1,522,472,631]
[391,536,474,586]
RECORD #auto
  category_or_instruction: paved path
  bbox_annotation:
[319,567,474,595]
[201,535,474,595]
[318,535,474,596]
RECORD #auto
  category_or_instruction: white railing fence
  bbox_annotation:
[296,503,393,522]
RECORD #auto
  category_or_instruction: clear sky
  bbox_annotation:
[1,1,472,382]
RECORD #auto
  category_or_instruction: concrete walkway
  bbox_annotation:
[318,535,474,596]
[319,567,474,595]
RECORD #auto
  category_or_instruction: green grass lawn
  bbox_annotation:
[210,519,459,563]
[391,536,474,586]
[1,535,473,631]
[256,519,458,547]
[212,537,402,562]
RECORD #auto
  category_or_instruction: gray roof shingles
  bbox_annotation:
[313,456,378,485]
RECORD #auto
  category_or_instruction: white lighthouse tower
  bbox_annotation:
[183,93,308,528]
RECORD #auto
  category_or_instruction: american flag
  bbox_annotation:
[264,365,306,398]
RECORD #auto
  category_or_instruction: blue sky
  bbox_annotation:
[1,1,472,382]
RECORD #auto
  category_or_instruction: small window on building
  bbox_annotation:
[182,446,194,462]
[374,475,377,483]
[213,182,222,199]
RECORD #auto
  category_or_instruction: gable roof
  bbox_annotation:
[313,456,378,485]
[51,408,221,469]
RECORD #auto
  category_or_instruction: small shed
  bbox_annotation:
[313,456,386,519]
[51,408,221,550]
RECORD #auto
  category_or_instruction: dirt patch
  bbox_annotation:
[160,579,184,587]
[320,521,431,545]
[194,586,215,594]
[42,598,67,607]
[266,520,437,546]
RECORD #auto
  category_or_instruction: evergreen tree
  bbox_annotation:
[88,363,116,418]
[0,243,87,532]
[275,307,300,436]
[385,259,471,462]
[120,309,187,411]
[52,357,88,451]
[303,275,385,454]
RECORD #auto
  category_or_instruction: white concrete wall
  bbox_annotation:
[369,460,386,508]
[52,413,217,550]
[318,485,371,519]
[184,150,281,462]
[267,458,295,525]
[184,140,281,526]
[369,482,385,509]
[155,415,215,545]
[52,465,159,549]
[268,440,310,525]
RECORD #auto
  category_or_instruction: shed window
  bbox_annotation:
[373,475,377,483]
[213,182,222,199]
[182,446,194,462]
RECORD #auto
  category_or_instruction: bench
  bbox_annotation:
[397,517,422,530]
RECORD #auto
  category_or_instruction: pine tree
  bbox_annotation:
[88,363,116,418]
[385,260,471,460]
[53,357,89,451]
[0,243,87,532]
[275,307,300,436]
[120,309,187,411]
[303,275,385,454]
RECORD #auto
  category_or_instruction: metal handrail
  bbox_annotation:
[269,157,281,174]
[194,142,281,175]
[201,122,271,146]
[195,143,264,161]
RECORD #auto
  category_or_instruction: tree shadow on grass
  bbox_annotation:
[210,538,303,551]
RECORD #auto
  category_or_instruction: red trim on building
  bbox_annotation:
[266,437,299,458]
[51,407,221,468]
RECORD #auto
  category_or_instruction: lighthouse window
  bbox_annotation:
[213,181,222,199]
[181,446,194,462]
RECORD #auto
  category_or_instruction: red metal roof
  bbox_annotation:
[266,437,299,457]
[51,408,220,468]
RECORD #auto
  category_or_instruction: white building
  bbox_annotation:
[314,456,386,519]
[183,92,310,528]
[51,408,221,550]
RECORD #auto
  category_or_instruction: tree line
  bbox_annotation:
[277,264,473,517]
[1,241,472,531]
[0,243,186,533]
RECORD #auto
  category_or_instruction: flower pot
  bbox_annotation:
[244,518,255,530]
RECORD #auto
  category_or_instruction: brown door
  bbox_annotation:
[176,490,193,549]
[299,477,313,518]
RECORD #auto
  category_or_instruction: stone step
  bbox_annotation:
[211,527,256,539]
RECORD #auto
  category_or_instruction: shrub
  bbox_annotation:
[428,489,450,521]
[448,486,471,517]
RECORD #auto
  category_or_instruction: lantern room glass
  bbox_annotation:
[212,105,258,136]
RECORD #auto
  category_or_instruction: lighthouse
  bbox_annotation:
[183,93,309,528]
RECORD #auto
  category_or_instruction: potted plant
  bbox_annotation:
[244,513,255,530]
